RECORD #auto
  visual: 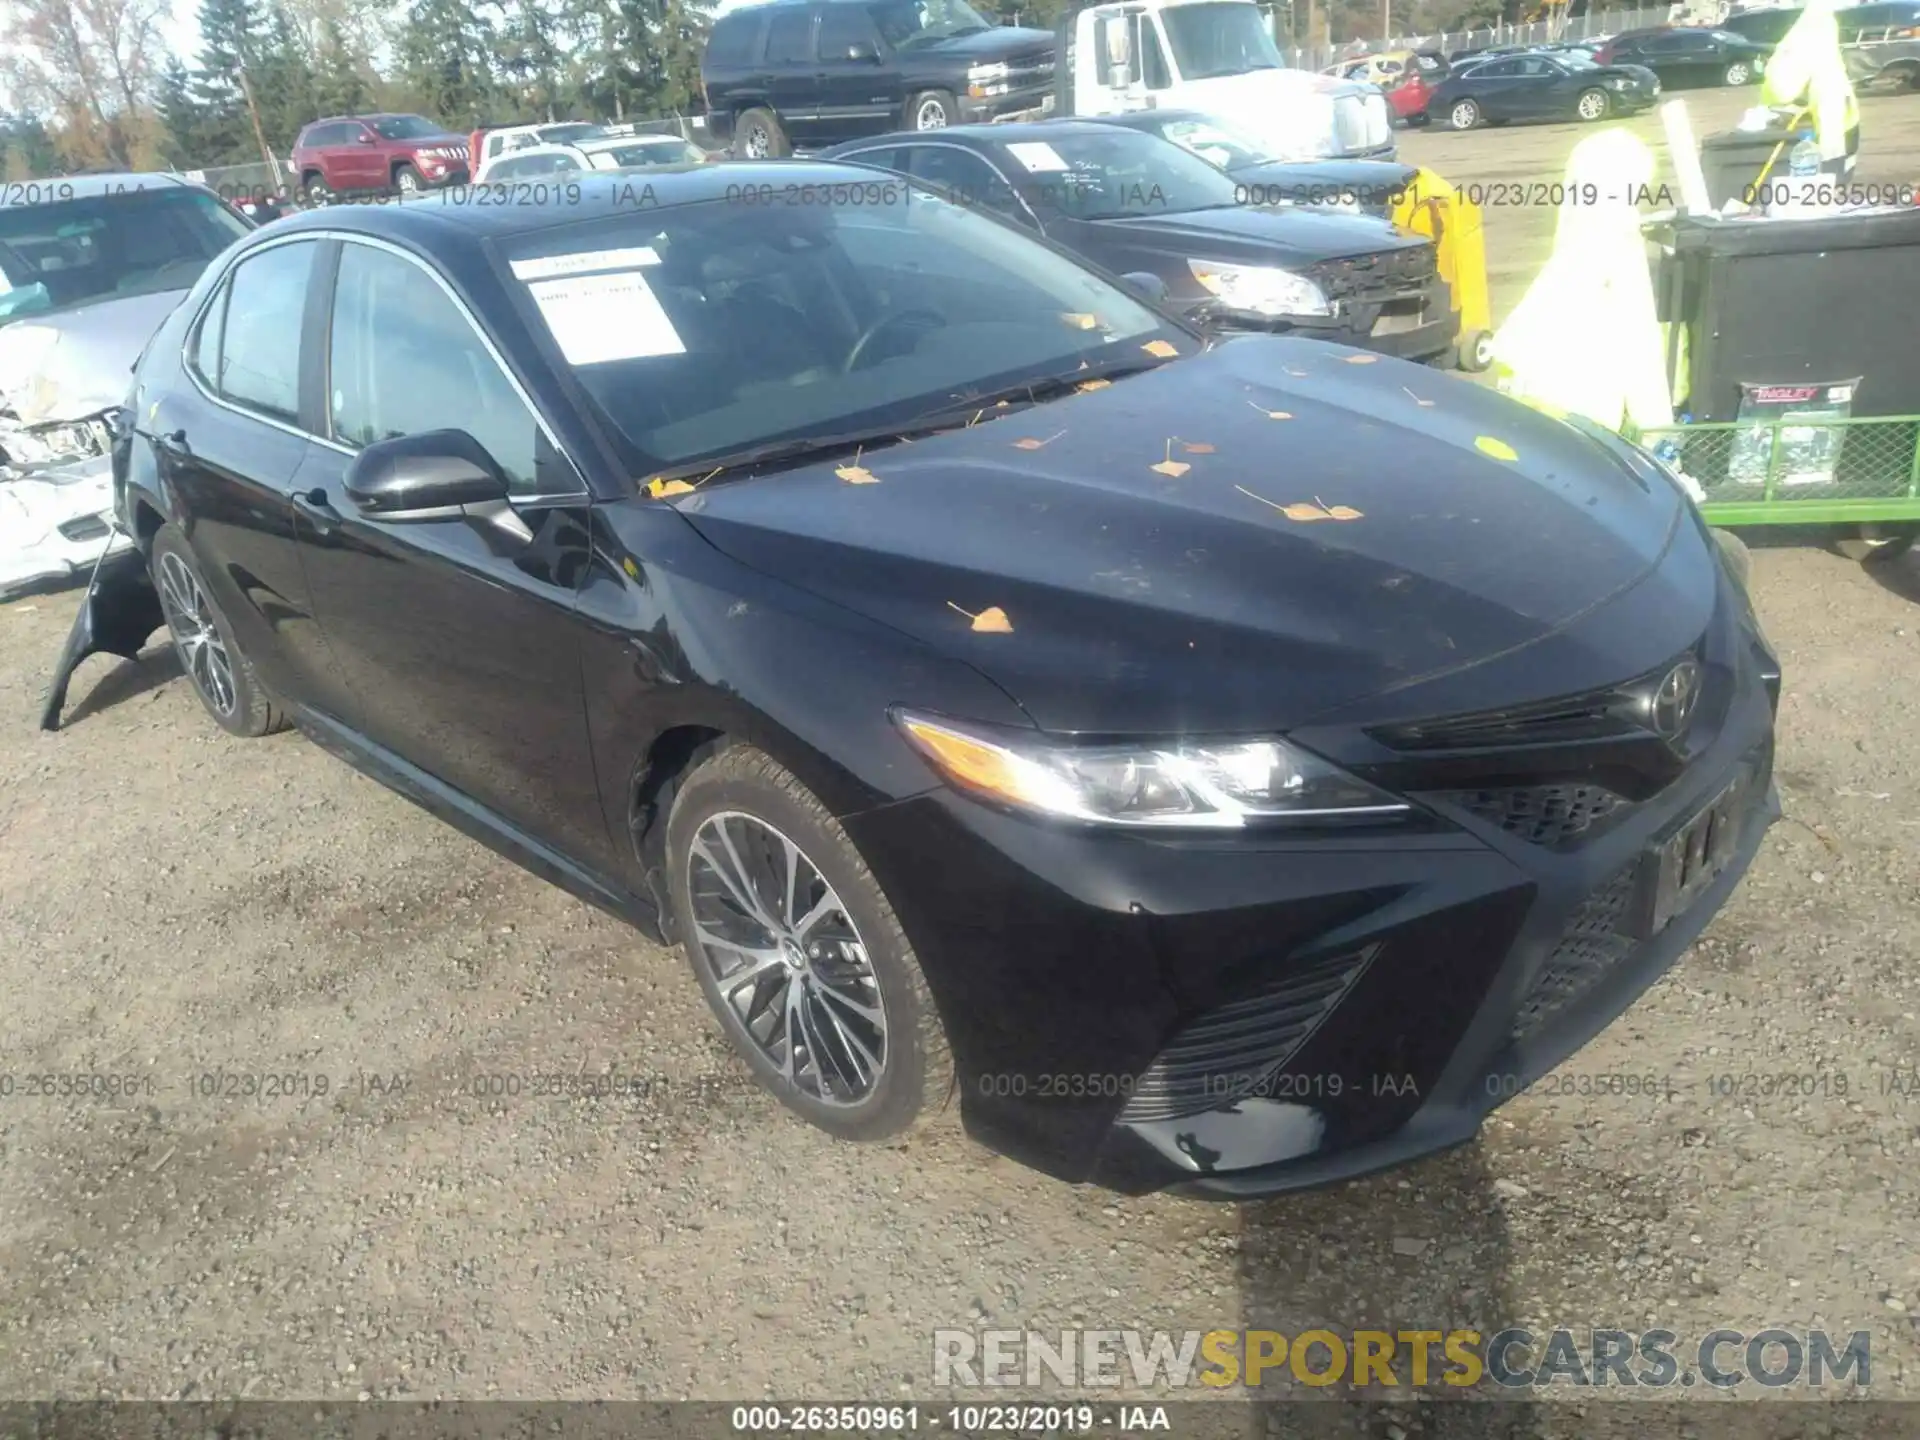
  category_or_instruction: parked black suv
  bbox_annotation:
[701,0,1055,157]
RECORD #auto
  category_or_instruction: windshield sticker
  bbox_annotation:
[511,246,660,281]
[527,270,684,365]
[1005,142,1069,173]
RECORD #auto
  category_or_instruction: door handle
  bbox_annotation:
[292,487,343,534]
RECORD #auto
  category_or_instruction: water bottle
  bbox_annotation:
[1773,130,1822,215]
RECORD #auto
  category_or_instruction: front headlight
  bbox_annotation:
[966,61,1011,82]
[895,711,1410,828]
[1188,259,1333,318]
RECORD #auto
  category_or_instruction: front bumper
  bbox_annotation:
[411,162,471,189]
[958,86,1056,124]
[1196,279,1459,365]
[842,571,1779,1197]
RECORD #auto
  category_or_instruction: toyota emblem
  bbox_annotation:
[1651,659,1702,742]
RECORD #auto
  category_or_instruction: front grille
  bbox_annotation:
[1512,867,1640,1041]
[1332,91,1394,153]
[1308,243,1436,303]
[1439,783,1628,848]
[1118,947,1377,1124]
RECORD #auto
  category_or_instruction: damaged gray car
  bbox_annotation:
[2,173,254,601]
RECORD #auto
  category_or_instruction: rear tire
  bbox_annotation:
[664,744,954,1143]
[1723,60,1753,85]
[150,524,289,738]
[1833,524,1919,564]
[1458,328,1494,372]
[732,106,790,159]
[1576,87,1610,121]
[1449,97,1481,129]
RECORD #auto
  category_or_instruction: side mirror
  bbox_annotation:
[1119,270,1169,303]
[0,281,53,322]
[357,132,376,145]
[343,429,511,519]
[847,40,880,60]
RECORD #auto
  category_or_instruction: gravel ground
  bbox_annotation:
[1,89,1918,1426]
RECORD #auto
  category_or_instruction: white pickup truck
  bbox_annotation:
[1055,0,1397,161]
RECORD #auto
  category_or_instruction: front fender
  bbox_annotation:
[40,540,162,731]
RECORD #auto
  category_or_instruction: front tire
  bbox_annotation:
[908,89,959,131]
[665,745,954,1142]
[1723,60,1753,85]
[393,162,424,197]
[150,524,288,738]
[1576,87,1610,121]
[1449,98,1481,129]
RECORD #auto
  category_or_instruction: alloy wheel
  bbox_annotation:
[744,124,771,158]
[915,99,949,130]
[157,550,237,718]
[1577,90,1608,119]
[686,811,889,1106]
[1726,61,1751,84]
[397,170,420,194]
[1451,100,1478,128]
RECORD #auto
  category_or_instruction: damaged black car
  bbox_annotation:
[47,164,1779,1196]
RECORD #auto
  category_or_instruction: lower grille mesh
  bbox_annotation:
[1442,784,1628,847]
[1512,868,1640,1040]
[1119,947,1377,1124]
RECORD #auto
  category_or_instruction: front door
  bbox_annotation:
[763,6,824,143]
[291,237,614,871]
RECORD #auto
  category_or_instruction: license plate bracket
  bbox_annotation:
[1634,765,1754,939]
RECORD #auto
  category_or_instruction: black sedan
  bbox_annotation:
[822,121,1455,364]
[50,164,1780,1197]
[1594,27,1773,87]
[1077,108,1421,220]
[1430,50,1661,128]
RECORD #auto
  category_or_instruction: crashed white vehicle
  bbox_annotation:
[1,172,253,597]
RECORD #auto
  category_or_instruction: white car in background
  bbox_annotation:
[473,121,610,174]
[474,134,712,183]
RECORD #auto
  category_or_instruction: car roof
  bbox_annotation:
[0,171,196,207]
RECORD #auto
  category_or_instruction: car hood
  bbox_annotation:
[1092,204,1422,266]
[672,335,1690,734]
[913,25,1054,61]
[0,288,185,427]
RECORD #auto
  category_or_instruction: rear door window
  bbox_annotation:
[706,13,763,64]
[765,8,817,63]
[204,240,316,423]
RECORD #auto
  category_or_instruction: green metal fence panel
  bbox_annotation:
[1633,415,1920,527]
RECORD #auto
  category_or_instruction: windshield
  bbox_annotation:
[372,115,450,140]
[540,123,606,144]
[605,140,704,166]
[1160,3,1286,79]
[872,0,994,49]
[498,192,1183,474]
[1152,116,1272,169]
[1001,128,1240,219]
[0,185,249,324]
[1555,49,1600,67]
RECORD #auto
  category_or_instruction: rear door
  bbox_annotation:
[763,6,823,141]
[289,236,612,869]
[150,235,352,716]
[1462,57,1528,117]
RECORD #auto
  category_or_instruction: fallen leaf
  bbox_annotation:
[1012,431,1067,450]
[1237,487,1363,522]
[621,556,640,579]
[1326,505,1365,520]
[1151,460,1191,478]
[1475,436,1519,462]
[1247,401,1293,420]
[1141,340,1180,358]
[646,477,697,497]
[836,465,879,484]
[948,601,1014,633]
[1060,312,1099,329]
[1284,367,1309,377]
[1076,379,1112,393]
[1283,502,1333,521]
[1180,441,1216,454]
[1344,353,1379,365]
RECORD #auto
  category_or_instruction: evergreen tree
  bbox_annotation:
[252,1,320,152]
[312,17,373,118]
[154,54,203,164]
[591,0,711,120]
[191,0,261,163]
[397,0,502,129]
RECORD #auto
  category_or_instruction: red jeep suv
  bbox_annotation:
[292,113,472,202]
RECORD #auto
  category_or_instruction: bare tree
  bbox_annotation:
[0,0,169,167]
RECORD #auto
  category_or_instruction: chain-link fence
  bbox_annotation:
[1636,416,1920,523]
[181,160,291,199]
[1292,4,1680,68]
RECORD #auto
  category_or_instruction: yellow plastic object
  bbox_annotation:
[1391,168,1493,371]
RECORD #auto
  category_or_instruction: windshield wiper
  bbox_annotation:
[920,354,1174,419]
